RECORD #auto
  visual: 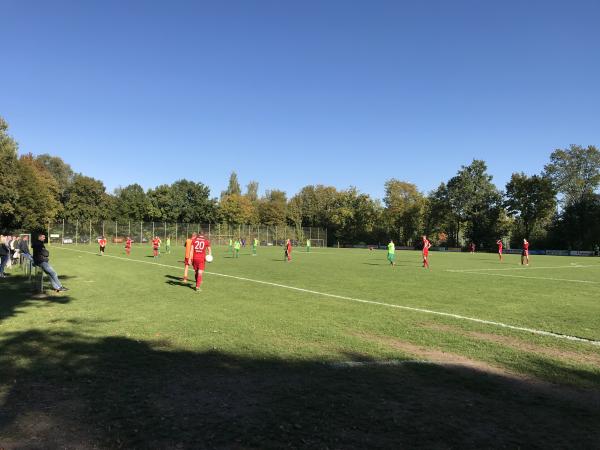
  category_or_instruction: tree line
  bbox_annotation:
[1,117,599,249]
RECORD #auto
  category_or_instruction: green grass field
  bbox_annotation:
[1,244,600,448]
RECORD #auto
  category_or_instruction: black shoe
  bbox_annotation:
[57,287,69,292]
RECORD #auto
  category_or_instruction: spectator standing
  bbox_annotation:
[32,234,68,292]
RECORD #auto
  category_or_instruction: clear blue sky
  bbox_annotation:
[2,0,599,200]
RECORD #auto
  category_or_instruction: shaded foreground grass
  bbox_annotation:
[1,328,599,449]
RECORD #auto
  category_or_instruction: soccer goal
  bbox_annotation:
[307,239,326,248]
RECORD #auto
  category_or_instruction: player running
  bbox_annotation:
[252,237,258,256]
[152,236,161,259]
[496,239,503,262]
[387,239,396,267]
[285,239,292,262]
[521,238,530,266]
[165,236,171,254]
[125,236,132,256]
[187,231,212,292]
[98,236,107,256]
[306,239,311,253]
[182,232,196,282]
[422,235,431,268]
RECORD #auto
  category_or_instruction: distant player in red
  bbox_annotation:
[98,236,107,256]
[496,239,503,262]
[285,239,292,262]
[125,236,132,256]
[469,242,476,254]
[521,238,530,266]
[422,235,431,268]
[152,236,161,259]
[187,232,212,291]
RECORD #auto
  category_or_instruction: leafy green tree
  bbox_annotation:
[14,154,61,231]
[544,145,600,205]
[170,180,217,223]
[0,117,20,231]
[246,181,259,202]
[505,173,556,239]
[258,190,287,225]
[146,184,175,221]
[446,160,502,247]
[222,171,242,197]
[114,184,150,221]
[383,180,426,245]
[35,154,74,199]
[331,188,381,244]
[63,175,108,222]
[219,194,256,224]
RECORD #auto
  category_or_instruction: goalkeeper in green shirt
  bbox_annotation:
[306,239,311,252]
[252,237,258,256]
[387,240,396,267]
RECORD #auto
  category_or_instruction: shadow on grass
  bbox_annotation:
[0,273,73,322]
[1,329,599,449]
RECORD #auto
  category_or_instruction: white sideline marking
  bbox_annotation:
[457,271,600,285]
[447,265,595,273]
[54,247,600,347]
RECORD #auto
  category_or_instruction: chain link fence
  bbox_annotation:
[46,221,328,248]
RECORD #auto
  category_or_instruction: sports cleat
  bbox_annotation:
[195,287,202,292]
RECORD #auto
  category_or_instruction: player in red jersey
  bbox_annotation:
[187,231,212,291]
[521,238,530,266]
[98,236,107,256]
[496,239,503,262]
[152,236,161,259]
[422,235,431,268]
[285,239,292,262]
[469,242,476,254]
[125,236,133,256]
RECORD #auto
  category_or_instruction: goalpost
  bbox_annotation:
[307,239,325,248]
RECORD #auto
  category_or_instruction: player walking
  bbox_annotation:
[285,239,292,262]
[306,239,311,253]
[387,239,396,267]
[252,237,258,256]
[166,236,171,254]
[183,232,196,282]
[98,236,107,256]
[469,242,476,254]
[229,238,233,255]
[496,239,503,262]
[125,236,132,256]
[152,236,161,259]
[521,238,530,266]
[187,231,212,292]
[422,235,431,268]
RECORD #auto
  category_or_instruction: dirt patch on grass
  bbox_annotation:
[422,322,600,366]
[354,332,515,378]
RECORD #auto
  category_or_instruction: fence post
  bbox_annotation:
[48,222,50,245]
[102,221,105,238]
[175,223,178,245]
[164,221,167,241]
[140,221,143,245]
[115,221,118,243]
[129,220,131,238]
[89,220,92,245]
[62,219,65,245]
[75,220,78,245]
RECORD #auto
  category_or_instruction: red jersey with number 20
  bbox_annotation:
[190,236,210,260]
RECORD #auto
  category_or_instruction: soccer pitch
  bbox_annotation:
[1,245,600,448]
